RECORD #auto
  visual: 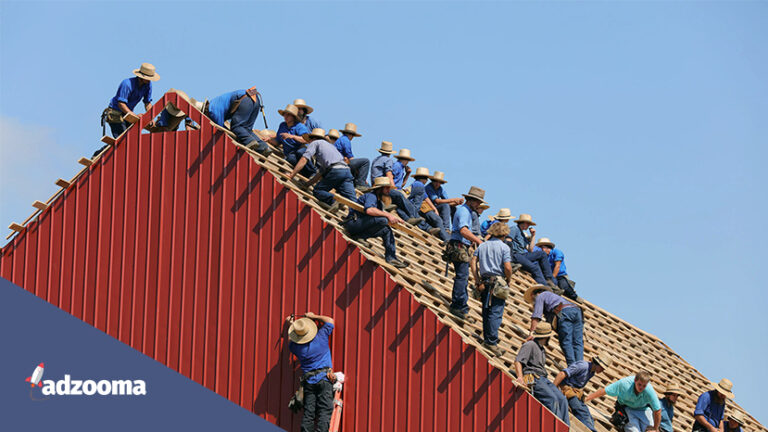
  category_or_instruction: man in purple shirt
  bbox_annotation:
[524,284,584,366]
[552,353,613,431]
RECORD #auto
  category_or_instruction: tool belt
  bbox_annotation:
[482,275,510,300]
[610,401,629,429]
[523,373,538,386]
[103,107,124,124]
[560,384,584,400]
[443,240,471,263]
[300,367,334,384]
[289,367,334,413]
[419,200,432,214]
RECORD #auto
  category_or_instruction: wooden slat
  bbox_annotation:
[8,222,24,232]
[55,178,71,188]
[32,201,49,211]
[100,135,116,146]
[123,112,140,124]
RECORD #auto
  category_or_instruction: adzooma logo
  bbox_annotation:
[26,363,147,396]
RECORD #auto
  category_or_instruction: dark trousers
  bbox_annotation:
[421,210,449,241]
[301,379,333,432]
[557,307,584,365]
[314,168,356,205]
[568,396,597,432]
[390,190,419,220]
[512,249,553,285]
[348,158,370,187]
[286,149,317,178]
[532,377,570,426]
[435,203,453,238]
[480,287,505,345]
[450,259,470,314]
[108,120,130,138]
[556,275,578,300]
[344,215,396,261]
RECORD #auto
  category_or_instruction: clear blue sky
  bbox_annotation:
[1,0,766,424]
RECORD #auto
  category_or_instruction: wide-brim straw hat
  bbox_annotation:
[592,352,613,369]
[306,128,327,141]
[524,284,551,304]
[293,98,313,114]
[190,97,207,113]
[278,104,300,119]
[515,213,536,226]
[378,141,395,155]
[727,412,746,426]
[495,208,513,221]
[532,321,556,339]
[394,148,415,161]
[462,186,486,203]
[341,122,361,137]
[165,102,186,118]
[133,62,160,81]
[479,203,490,210]
[259,129,277,139]
[412,167,430,179]
[536,237,555,248]
[170,88,191,103]
[663,382,684,396]
[327,129,340,140]
[371,176,391,190]
[288,318,318,344]
[430,171,447,183]
[712,378,735,399]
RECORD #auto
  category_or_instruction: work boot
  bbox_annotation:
[406,217,425,226]
[318,201,340,213]
[356,185,371,193]
[510,263,522,273]
[449,307,476,324]
[386,258,409,269]
[428,227,442,236]
[384,204,398,212]
[546,279,558,290]
[483,343,505,357]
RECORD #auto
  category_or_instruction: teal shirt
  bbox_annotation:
[605,376,661,410]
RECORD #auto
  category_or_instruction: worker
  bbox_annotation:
[369,141,423,225]
[507,214,555,286]
[584,370,663,432]
[333,123,370,188]
[294,98,322,131]
[446,186,485,321]
[535,237,579,301]
[147,103,188,132]
[408,167,448,240]
[342,176,409,269]
[524,284,583,365]
[514,321,570,425]
[552,353,613,432]
[288,129,356,209]
[425,171,464,239]
[692,379,735,432]
[470,221,514,356]
[480,215,496,237]
[724,412,745,432]
[658,382,684,432]
[287,312,336,432]
[391,149,414,189]
[480,208,513,238]
[268,104,315,177]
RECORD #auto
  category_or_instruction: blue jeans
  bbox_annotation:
[450,259,470,314]
[422,210,449,241]
[480,286,505,345]
[348,158,370,187]
[532,377,570,426]
[285,148,317,178]
[230,96,267,152]
[344,215,396,261]
[557,307,584,365]
[512,249,553,285]
[390,190,419,220]
[557,275,578,300]
[624,406,653,432]
[108,120,129,138]
[567,396,596,431]
[435,203,453,238]
[314,168,356,205]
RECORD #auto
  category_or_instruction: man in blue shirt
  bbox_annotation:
[724,412,745,432]
[481,208,513,238]
[333,123,369,188]
[287,312,336,432]
[447,186,485,320]
[585,371,663,432]
[288,129,356,208]
[294,98,322,131]
[392,149,414,189]
[536,237,579,301]
[524,284,584,366]
[658,382,683,432]
[553,353,613,432]
[342,177,409,269]
[471,222,514,356]
[425,171,464,239]
[200,87,272,156]
[369,141,423,226]
[506,213,555,286]
[692,379,734,432]
[408,167,448,240]
[268,104,315,177]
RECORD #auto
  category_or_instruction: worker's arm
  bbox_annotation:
[402,166,411,185]
[648,409,661,432]
[366,206,404,225]
[471,256,482,291]
[552,261,561,279]
[288,157,309,179]
[304,311,334,326]
[460,226,483,246]
[694,415,720,432]
[117,102,133,115]
[526,317,541,341]
[144,102,153,112]
[552,371,566,387]
[514,361,528,388]
[343,156,351,164]
[386,171,395,187]
[583,387,605,403]
[503,262,513,284]
[425,197,438,213]
[527,226,536,252]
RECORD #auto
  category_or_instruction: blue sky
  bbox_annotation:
[1,0,766,424]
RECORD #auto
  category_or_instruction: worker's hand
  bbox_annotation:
[304,312,316,319]
[514,377,529,390]
[525,334,534,342]
[455,198,465,205]
[280,132,292,140]
[476,283,485,292]
[146,120,156,128]
[404,166,412,174]
[387,214,404,225]
[529,227,536,236]
[285,314,295,324]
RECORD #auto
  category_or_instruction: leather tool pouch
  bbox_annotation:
[443,241,470,263]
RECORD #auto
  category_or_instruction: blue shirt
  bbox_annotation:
[288,322,334,384]
[303,115,322,131]
[108,77,152,111]
[450,204,474,245]
[155,109,180,129]
[693,390,725,430]
[334,135,355,159]
[660,397,674,432]
[562,360,595,389]
[370,154,393,183]
[605,376,661,410]
[473,238,511,277]
[507,223,529,254]
[351,192,381,218]
[532,291,574,321]
[549,248,567,277]
[392,160,407,189]
[408,180,428,209]
[276,122,310,154]
[207,89,247,126]
[425,183,446,202]
[480,219,495,237]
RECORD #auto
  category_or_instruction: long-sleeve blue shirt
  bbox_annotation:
[276,122,310,154]
[108,77,152,111]
[288,323,334,384]
[334,135,355,159]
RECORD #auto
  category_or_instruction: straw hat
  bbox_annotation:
[371,176,392,190]
[165,103,186,118]
[341,123,362,137]
[278,104,300,119]
[288,318,318,344]
[479,203,490,210]
[430,171,447,183]
[394,149,415,161]
[536,237,555,248]
[515,213,536,226]
[259,129,277,139]
[412,167,431,179]
[169,88,191,103]
[495,208,513,221]
[190,97,207,113]
[663,382,684,396]
[133,63,160,81]
[712,378,735,399]
[306,128,327,141]
[524,284,551,304]
[327,129,340,140]
[727,412,746,426]
[378,141,395,155]
[462,186,486,203]
[532,321,556,339]
[592,352,613,369]
[293,98,313,114]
